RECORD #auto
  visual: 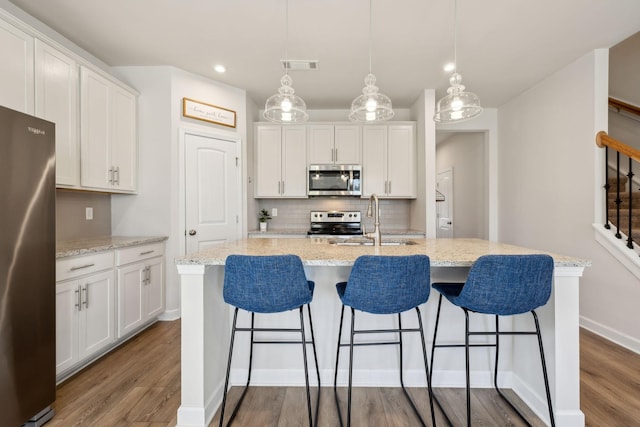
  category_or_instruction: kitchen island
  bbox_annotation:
[175,238,589,427]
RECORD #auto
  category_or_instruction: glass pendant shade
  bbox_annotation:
[263,74,309,123]
[434,72,482,123]
[349,74,394,122]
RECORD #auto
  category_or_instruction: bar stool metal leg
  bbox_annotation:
[333,305,346,426]
[307,304,321,426]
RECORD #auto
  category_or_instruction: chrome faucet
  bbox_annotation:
[364,193,382,246]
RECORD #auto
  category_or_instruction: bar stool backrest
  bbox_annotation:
[223,254,313,313]
[341,255,431,314]
[458,254,554,315]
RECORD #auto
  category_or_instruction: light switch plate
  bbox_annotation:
[85,207,93,220]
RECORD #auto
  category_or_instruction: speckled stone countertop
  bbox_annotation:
[247,229,426,237]
[57,236,168,259]
[176,237,590,268]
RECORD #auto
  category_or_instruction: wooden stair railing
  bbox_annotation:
[596,130,640,251]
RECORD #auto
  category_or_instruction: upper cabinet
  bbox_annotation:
[362,124,416,198]
[1,14,137,193]
[255,124,308,198]
[308,124,361,164]
[35,40,79,187]
[80,66,137,193]
[0,19,34,114]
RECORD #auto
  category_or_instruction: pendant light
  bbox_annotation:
[264,0,309,123]
[349,0,394,122]
[433,0,482,123]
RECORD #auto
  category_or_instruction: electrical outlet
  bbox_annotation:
[271,208,278,217]
[85,207,93,220]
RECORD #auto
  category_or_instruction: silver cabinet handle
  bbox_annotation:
[114,166,120,185]
[75,287,81,311]
[108,167,114,184]
[82,286,89,309]
[70,263,95,271]
[281,181,285,194]
[140,250,154,255]
[388,181,391,194]
[335,148,338,162]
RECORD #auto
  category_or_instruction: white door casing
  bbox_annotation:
[184,130,241,254]
[437,168,453,238]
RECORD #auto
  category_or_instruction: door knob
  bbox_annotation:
[188,229,197,236]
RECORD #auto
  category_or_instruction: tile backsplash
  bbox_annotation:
[56,190,111,241]
[256,198,411,231]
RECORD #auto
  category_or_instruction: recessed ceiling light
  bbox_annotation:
[214,64,226,73]
[444,62,455,72]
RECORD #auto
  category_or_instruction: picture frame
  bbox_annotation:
[182,97,236,128]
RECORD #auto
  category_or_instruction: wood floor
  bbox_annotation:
[49,320,640,426]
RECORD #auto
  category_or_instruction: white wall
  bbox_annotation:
[111,66,247,319]
[436,132,487,238]
[498,50,640,351]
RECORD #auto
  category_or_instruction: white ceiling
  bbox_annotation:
[7,0,640,110]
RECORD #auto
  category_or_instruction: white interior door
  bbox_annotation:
[185,131,240,254]
[437,168,453,238]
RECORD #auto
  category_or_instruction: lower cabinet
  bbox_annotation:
[55,241,165,380]
[116,244,165,338]
[56,253,115,376]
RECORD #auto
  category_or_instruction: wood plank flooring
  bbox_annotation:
[48,320,640,426]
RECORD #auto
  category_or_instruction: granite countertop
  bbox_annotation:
[57,236,168,259]
[176,237,590,268]
[247,229,426,236]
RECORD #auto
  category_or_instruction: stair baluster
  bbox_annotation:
[627,159,635,249]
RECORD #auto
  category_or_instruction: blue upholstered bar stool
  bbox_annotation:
[333,255,436,427]
[219,255,320,427]
[430,254,555,427]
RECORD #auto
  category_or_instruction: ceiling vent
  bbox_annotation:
[281,60,319,71]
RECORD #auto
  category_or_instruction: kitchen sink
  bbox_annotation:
[328,237,418,246]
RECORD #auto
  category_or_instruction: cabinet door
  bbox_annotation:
[78,270,115,359]
[80,67,112,190]
[307,125,334,164]
[281,126,307,197]
[387,125,416,198]
[56,280,80,375]
[334,125,361,164]
[35,40,79,187]
[361,126,387,197]
[255,125,283,197]
[144,257,165,320]
[110,86,137,192]
[117,263,145,338]
[0,19,34,113]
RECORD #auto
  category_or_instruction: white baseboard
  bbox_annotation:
[158,308,181,321]
[230,368,506,389]
[580,316,640,354]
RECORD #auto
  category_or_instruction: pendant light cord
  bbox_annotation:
[368,0,373,74]
[285,0,289,75]
[453,0,457,74]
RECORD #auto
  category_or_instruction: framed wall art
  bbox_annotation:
[182,97,236,128]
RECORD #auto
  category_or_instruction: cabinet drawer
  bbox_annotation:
[116,243,165,266]
[56,251,114,282]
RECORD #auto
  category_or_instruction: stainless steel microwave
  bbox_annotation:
[308,164,361,196]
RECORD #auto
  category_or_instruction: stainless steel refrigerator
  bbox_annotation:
[0,105,56,426]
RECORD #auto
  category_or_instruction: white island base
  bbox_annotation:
[175,238,589,427]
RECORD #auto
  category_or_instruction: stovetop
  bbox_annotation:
[307,211,363,236]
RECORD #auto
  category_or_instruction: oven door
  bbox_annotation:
[308,165,361,196]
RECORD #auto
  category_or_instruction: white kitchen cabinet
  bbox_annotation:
[0,18,34,114]
[255,124,307,198]
[308,124,361,164]
[80,66,137,193]
[362,124,416,198]
[55,252,115,376]
[35,40,79,187]
[116,243,165,338]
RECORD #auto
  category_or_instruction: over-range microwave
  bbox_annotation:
[308,164,361,197]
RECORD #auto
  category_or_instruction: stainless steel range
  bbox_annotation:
[307,211,363,236]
